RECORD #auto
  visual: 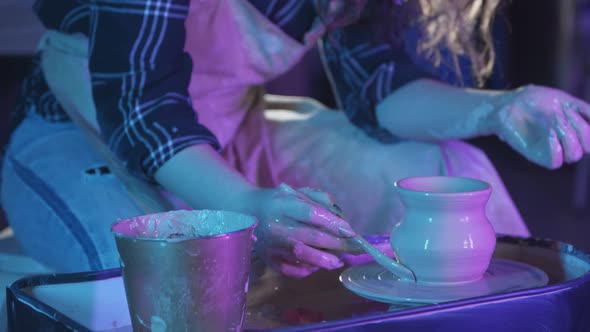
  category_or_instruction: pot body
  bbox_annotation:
[391,177,496,283]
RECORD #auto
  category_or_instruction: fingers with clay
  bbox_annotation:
[254,227,346,278]
[270,259,319,279]
[265,243,320,279]
[556,102,584,163]
[297,187,345,218]
[277,183,356,236]
[266,236,345,275]
[263,217,357,252]
[562,101,590,153]
[261,236,346,279]
[252,183,357,278]
[493,85,590,169]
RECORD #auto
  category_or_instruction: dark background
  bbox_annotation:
[1,0,589,251]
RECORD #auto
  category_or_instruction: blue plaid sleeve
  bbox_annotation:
[87,0,220,179]
[320,19,437,143]
[247,0,432,143]
[34,0,220,181]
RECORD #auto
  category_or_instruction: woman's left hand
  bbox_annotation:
[490,85,590,169]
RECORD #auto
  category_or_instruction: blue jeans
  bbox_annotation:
[1,113,143,272]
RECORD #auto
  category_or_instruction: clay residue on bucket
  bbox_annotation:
[112,210,256,241]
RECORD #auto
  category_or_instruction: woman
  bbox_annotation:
[2,0,589,278]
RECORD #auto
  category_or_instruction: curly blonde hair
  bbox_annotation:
[414,0,502,86]
[316,0,503,87]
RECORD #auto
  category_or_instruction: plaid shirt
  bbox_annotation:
[19,0,468,180]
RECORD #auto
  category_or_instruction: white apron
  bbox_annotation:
[183,0,530,236]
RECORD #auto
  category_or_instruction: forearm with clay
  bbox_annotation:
[376,78,590,169]
[375,78,506,142]
[154,144,259,214]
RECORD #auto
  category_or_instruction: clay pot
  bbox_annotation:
[391,176,496,283]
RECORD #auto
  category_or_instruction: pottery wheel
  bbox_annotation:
[340,258,548,304]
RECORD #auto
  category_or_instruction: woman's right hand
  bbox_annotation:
[245,183,359,278]
[154,144,358,278]
[489,85,590,169]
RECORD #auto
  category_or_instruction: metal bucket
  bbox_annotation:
[111,210,258,332]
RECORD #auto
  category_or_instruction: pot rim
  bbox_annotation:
[394,176,491,198]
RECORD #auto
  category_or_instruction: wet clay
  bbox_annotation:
[112,210,256,241]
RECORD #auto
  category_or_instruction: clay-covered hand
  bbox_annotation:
[490,85,590,169]
[249,183,357,278]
